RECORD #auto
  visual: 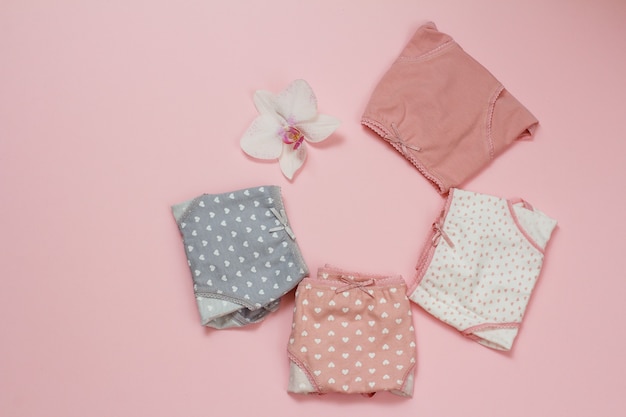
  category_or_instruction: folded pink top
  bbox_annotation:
[362,22,538,194]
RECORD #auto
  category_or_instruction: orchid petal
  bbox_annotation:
[297,113,341,143]
[253,90,284,124]
[240,115,283,160]
[274,79,318,124]
[279,142,307,180]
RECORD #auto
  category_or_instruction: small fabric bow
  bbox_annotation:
[335,276,375,297]
[269,207,296,240]
[432,218,454,248]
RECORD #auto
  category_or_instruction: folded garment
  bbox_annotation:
[172,185,308,328]
[362,22,538,194]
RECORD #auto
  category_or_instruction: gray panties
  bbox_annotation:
[172,185,308,328]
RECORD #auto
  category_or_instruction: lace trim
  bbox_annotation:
[486,85,505,160]
[361,117,446,193]
[408,189,456,294]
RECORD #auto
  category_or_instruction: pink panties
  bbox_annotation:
[362,22,538,194]
[287,265,417,396]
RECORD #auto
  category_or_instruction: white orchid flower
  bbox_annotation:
[240,79,340,180]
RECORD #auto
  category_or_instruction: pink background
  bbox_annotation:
[2,1,625,416]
